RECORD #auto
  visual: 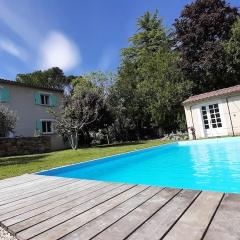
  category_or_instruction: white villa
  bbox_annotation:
[183,85,240,139]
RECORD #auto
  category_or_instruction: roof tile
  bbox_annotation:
[183,85,240,105]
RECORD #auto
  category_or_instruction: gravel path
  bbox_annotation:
[0,226,16,240]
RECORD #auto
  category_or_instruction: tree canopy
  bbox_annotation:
[114,11,191,138]
[16,67,72,90]
[175,0,239,94]
[224,17,240,78]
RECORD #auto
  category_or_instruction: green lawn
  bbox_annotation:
[0,139,171,180]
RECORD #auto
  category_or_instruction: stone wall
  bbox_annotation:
[0,136,51,157]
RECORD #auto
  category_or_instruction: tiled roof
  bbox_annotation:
[0,79,64,92]
[183,85,240,105]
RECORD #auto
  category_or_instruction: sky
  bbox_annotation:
[0,0,239,80]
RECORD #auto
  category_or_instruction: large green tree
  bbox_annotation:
[224,18,240,78]
[115,11,190,137]
[16,67,72,90]
[175,0,239,94]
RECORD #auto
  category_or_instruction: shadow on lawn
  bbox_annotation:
[0,154,49,166]
[97,141,145,148]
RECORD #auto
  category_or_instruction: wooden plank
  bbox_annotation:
[204,193,240,240]
[0,179,88,212]
[3,182,110,227]
[0,180,99,222]
[0,174,44,190]
[163,191,223,240]
[0,175,57,193]
[0,177,76,206]
[127,189,200,240]
[10,183,127,235]
[93,188,180,240]
[62,187,164,240]
[18,184,144,240]
[0,176,68,201]
[0,179,93,215]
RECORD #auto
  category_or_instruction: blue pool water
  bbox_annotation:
[38,137,240,193]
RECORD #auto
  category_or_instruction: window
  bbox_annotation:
[42,121,53,134]
[201,103,222,130]
[40,94,50,105]
[35,92,58,107]
[201,106,209,129]
[208,104,222,128]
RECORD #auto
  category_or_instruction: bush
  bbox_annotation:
[0,105,17,137]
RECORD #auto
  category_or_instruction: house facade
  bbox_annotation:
[0,79,65,150]
[183,85,240,139]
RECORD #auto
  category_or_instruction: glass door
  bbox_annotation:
[201,103,223,137]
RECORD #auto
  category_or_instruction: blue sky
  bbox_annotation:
[0,0,239,80]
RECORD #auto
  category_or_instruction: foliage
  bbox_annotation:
[113,11,190,139]
[16,67,72,90]
[174,0,239,94]
[224,18,240,78]
[0,105,17,137]
[51,76,110,149]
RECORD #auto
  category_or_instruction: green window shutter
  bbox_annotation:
[34,92,41,105]
[0,88,2,102]
[36,120,42,134]
[0,87,10,102]
[51,95,58,107]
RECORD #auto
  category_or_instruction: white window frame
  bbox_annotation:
[40,119,54,134]
[40,92,52,106]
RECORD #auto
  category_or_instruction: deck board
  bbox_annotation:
[163,191,223,240]
[0,180,94,216]
[9,183,123,235]
[0,181,101,224]
[0,178,76,207]
[127,189,200,240]
[203,194,240,240]
[0,174,238,240]
[62,187,165,240]
[93,188,180,240]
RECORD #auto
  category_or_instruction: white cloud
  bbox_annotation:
[0,39,27,61]
[39,31,81,72]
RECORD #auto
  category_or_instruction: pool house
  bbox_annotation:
[183,85,240,139]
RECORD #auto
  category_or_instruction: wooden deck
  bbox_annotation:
[0,174,239,240]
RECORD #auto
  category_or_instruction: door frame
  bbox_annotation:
[199,100,228,138]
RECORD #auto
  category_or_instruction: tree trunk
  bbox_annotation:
[68,132,79,150]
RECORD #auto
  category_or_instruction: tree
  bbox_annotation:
[114,11,190,137]
[72,73,114,144]
[224,18,240,79]
[0,105,17,137]
[16,67,71,90]
[51,77,109,149]
[138,49,192,131]
[174,0,239,94]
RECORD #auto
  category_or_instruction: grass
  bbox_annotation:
[0,139,171,180]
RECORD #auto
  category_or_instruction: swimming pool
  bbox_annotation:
[38,137,240,193]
